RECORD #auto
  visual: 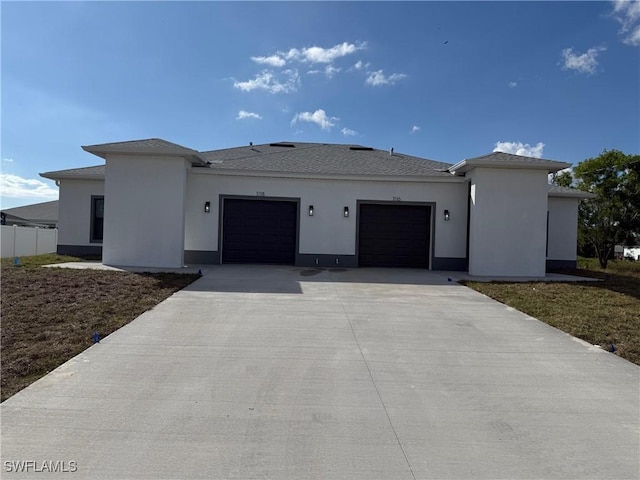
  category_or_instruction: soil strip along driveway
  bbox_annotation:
[2,266,638,479]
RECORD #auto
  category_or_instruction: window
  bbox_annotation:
[91,196,104,242]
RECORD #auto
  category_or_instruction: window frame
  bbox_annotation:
[90,195,104,243]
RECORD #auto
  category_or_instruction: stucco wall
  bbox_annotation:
[57,179,104,246]
[185,172,468,261]
[103,155,189,268]
[468,168,548,277]
[547,197,579,261]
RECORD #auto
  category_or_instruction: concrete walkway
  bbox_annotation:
[2,266,638,479]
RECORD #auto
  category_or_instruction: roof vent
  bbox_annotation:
[269,142,295,148]
[349,146,374,151]
[390,147,394,155]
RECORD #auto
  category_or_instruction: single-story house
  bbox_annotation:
[40,138,593,276]
[1,200,59,228]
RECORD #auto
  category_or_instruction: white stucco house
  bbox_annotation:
[41,138,593,276]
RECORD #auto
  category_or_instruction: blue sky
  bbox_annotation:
[2,1,639,208]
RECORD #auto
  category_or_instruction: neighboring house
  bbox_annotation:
[1,200,58,228]
[624,246,640,261]
[40,139,594,276]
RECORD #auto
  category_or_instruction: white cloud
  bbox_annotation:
[294,42,366,64]
[291,109,338,131]
[493,141,545,158]
[251,55,286,67]
[353,60,370,70]
[283,48,301,61]
[325,65,341,78]
[508,81,518,88]
[611,0,640,46]
[410,125,420,134]
[560,46,606,75]
[365,70,407,86]
[236,110,262,120]
[255,42,365,68]
[341,127,357,136]
[309,64,349,78]
[233,70,300,94]
[0,173,58,199]
[241,42,365,88]
[2,158,14,163]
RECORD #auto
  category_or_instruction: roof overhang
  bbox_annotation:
[40,165,105,181]
[449,159,572,175]
[81,144,209,166]
[40,173,104,181]
[548,190,596,199]
[191,167,465,183]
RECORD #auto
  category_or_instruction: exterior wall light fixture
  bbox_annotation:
[204,201,211,213]
[309,205,314,216]
[443,209,450,221]
[344,206,349,217]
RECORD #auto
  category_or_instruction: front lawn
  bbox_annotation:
[462,259,640,366]
[1,255,198,401]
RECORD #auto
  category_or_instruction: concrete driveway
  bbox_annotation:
[2,266,638,479]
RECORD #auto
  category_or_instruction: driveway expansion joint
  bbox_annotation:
[328,270,418,480]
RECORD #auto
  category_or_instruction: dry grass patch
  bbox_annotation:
[1,256,198,401]
[462,260,640,366]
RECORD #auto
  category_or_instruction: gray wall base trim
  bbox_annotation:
[57,245,103,257]
[184,250,220,264]
[546,259,577,270]
[296,254,357,268]
[432,257,468,271]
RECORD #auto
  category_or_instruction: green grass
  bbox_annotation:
[1,253,86,268]
[462,259,640,366]
[1,255,199,401]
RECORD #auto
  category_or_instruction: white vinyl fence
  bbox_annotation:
[1,225,58,258]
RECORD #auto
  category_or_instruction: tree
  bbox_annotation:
[551,170,573,187]
[571,149,640,269]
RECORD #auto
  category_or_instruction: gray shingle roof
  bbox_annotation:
[548,184,596,198]
[1,200,58,224]
[83,138,194,153]
[41,165,105,180]
[41,140,581,187]
[449,151,571,174]
[201,143,454,177]
[82,138,207,165]
[467,151,567,165]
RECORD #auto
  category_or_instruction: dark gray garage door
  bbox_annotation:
[358,204,430,268]
[222,199,297,264]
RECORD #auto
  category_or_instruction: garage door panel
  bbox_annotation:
[222,199,297,264]
[358,204,430,268]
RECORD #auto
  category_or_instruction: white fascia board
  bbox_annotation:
[190,168,464,183]
[40,173,105,181]
[449,160,572,175]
